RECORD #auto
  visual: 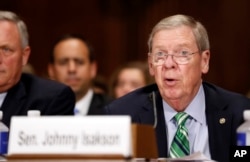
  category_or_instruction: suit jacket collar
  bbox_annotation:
[203,82,233,160]
[1,80,27,126]
[2,80,26,110]
[138,85,169,157]
[88,93,107,115]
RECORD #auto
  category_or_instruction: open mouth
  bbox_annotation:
[166,78,174,81]
[164,78,177,86]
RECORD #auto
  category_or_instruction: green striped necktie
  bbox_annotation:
[169,112,190,158]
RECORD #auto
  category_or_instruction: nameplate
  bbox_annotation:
[8,116,132,158]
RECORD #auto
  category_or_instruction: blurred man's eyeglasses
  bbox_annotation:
[149,50,199,66]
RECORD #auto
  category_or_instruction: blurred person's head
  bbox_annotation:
[48,34,96,101]
[0,11,30,92]
[147,14,210,111]
[110,61,153,98]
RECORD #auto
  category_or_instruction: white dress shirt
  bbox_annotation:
[0,92,7,108]
[74,89,93,116]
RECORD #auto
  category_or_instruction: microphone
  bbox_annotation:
[152,91,158,129]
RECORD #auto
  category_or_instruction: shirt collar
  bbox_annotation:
[0,92,7,108]
[163,84,206,125]
[75,89,94,115]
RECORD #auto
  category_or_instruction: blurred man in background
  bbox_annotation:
[48,34,111,115]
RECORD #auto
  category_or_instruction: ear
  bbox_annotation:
[47,64,55,79]
[148,54,155,76]
[90,61,97,79]
[201,50,210,74]
[22,46,30,66]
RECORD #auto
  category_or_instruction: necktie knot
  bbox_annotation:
[174,112,189,126]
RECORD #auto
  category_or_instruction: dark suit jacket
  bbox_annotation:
[87,93,111,115]
[105,82,250,162]
[1,73,75,128]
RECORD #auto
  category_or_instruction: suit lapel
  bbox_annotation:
[88,94,100,115]
[154,91,169,157]
[1,81,26,126]
[204,84,232,160]
[138,90,168,157]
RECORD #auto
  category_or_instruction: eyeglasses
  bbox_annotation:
[149,50,199,66]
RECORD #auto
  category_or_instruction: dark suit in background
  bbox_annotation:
[87,93,111,115]
[1,73,75,127]
[105,82,250,162]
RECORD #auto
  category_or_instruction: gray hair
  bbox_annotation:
[0,11,29,48]
[147,14,210,53]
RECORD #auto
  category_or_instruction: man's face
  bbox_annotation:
[0,21,30,92]
[48,38,96,97]
[148,26,210,110]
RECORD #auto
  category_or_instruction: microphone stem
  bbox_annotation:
[152,91,157,128]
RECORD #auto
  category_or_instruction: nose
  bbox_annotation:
[163,55,177,68]
[123,83,136,94]
[123,84,131,93]
[68,61,77,72]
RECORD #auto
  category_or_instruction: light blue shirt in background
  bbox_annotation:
[163,85,211,158]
